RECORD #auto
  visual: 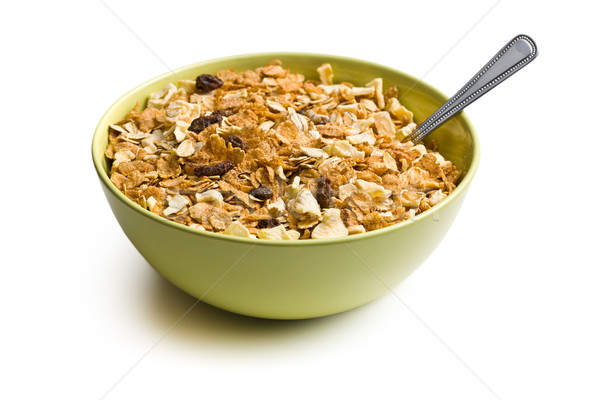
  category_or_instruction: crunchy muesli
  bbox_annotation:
[105,61,462,240]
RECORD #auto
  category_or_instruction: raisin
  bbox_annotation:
[194,161,235,177]
[315,176,334,208]
[211,161,235,175]
[249,186,273,201]
[196,74,224,92]
[257,218,281,229]
[189,114,222,133]
[225,135,247,150]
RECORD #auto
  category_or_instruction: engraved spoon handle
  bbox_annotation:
[405,34,538,144]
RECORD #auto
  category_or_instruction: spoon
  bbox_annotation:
[404,34,538,144]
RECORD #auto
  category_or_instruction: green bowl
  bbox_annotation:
[92,53,480,319]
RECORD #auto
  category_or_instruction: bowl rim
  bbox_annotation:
[92,52,480,247]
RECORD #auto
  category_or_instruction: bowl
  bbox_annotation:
[92,53,480,319]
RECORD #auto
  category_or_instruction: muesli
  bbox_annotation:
[105,61,462,240]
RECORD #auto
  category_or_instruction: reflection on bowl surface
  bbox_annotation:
[92,53,480,319]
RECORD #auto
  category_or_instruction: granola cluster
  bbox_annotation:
[105,61,462,240]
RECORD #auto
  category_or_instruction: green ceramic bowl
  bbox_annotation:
[92,53,480,319]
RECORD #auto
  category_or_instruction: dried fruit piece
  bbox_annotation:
[189,114,222,133]
[194,161,235,177]
[317,63,334,85]
[267,198,286,216]
[311,209,348,239]
[257,225,300,240]
[225,135,247,150]
[224,221,255,238]
[356,179,392,200]
[322,140,365,160]
[315,176,334,208]
[348,225,366,235]
[301,147,329,159]
[428,189,447,206]
[257,218,281,229]
[338,183,357,200]
[196,74,224,92]
[386,97,414,124]
[287,187,321,227]
[372,111,396,138]
[195,189,224,206]
[249,186,274,201]
[163,194,189,216]
[366,77,384,109]
[397,122,417,140]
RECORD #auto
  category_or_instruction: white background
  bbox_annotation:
[1,1,598,399]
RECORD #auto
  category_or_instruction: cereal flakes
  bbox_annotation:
[105,61,462,239]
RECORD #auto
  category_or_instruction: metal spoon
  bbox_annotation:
[404,34,538,144]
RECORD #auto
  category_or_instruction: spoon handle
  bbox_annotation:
[405,34,538,144]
